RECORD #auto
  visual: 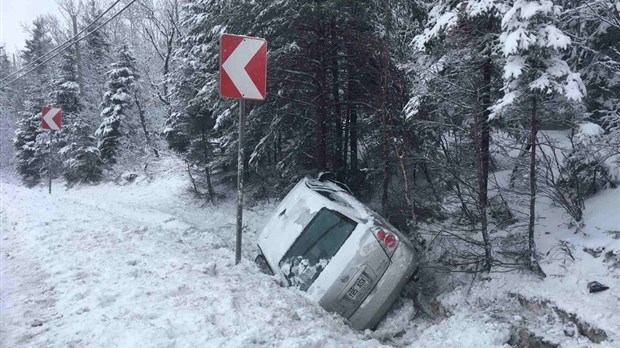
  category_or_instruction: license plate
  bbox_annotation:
[346,274,370,301]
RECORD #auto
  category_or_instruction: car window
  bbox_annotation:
[280,208,357,291]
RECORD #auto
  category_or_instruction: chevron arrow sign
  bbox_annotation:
[220,34,267,100]
[41,106,62,130]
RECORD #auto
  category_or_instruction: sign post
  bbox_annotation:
[220,33,267,265]
[49,131,53,194]
[41,106,62,195]
[236,99,246,264]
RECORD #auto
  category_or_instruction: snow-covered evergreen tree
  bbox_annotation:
[492,0,585,114]
[0,46,14,167]
[559,0,620,130]
[0,45,11,104]
[0,45,10,80]
[80,0,110,85]
[167,0,283,198]
[13,111,49,186]
[96,45,139,163]
[53,40,103,184]
[13,18,54,186]
[557,0,620,179]
[492,0,585,273]
[78,0,112,135]
[61,120,102,184]
[54,45,81,114]
[168,0,410,201]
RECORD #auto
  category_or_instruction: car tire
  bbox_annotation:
[255,254,274,275]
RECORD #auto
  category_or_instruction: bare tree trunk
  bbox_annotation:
[528,95,544,277]
[71,14,83,93]
[473,112,492,271]
[277,130,282,163]
[421,163,440,201]
[162,3,177,106]
[316,30,328,171]
[343,106,350,180]
[161,0,178,108]
[134,94,152,147]
[350,106,358,179]
[205,164,214,202]
[346,45,358,189]
[509,138,531,188]
[186,161,200,196]
[330,25,343,178]
[396,147,419,242]
[201,131,214,202]
[476,57,493,272]
[481,58,491,207]
[381,112,390,213]
[381,0,392,214]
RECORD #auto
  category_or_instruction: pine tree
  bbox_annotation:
[81,0,110,79]
[53,40,103,184]
[0,45,11,103]
[21,18,53,76]
[167,0,287,199]
[492,0,586,275]
[492,0,586,114]
[560,0,620,132]
[60,120,102,184]
[0,45,10,80]
[54,45,81,114]
[13,111,49,186]
[79,0,111,125]
[96,45,139,163]
[168,0,404,200]
[0,46,14,166]
[13,18,54,186]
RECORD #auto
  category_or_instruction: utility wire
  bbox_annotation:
[0,0,127,86]
[0,0,124,84]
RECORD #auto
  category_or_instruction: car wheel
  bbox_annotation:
[255,254,274,275]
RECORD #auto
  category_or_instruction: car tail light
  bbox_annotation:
[374,228,398,257]
[384,234,397,248]
[376,229,386,241]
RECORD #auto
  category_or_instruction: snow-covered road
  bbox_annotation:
[1,169,385,347]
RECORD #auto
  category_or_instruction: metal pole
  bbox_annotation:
[236,99,246,265]
[49,130,53,194]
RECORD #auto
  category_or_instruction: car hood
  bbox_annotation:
[258,179,327,270]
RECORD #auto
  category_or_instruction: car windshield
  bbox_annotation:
[280,208,357,291]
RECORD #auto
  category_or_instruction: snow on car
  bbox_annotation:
[255,176,419,330]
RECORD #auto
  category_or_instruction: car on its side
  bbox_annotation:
[255,176,419,330]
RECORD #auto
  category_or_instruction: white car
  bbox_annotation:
[255,176,419,330]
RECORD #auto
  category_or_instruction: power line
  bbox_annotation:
[0,0,126,85]
[0,0,124,84]
[0,0,138,89]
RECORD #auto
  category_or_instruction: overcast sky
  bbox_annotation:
[1,0,62,56]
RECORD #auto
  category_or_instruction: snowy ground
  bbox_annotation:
[1,151,619,347]
[0,161,384,347]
